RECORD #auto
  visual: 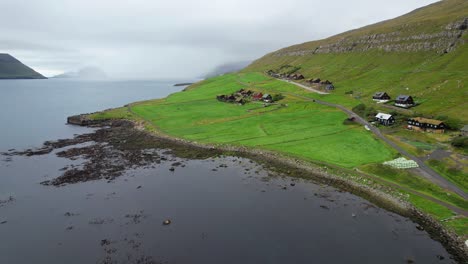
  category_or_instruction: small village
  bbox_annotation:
[266,69,458,135]
[216,88,278,105]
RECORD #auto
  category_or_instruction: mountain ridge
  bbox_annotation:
[244,0,468,121]
[0,54,46,79]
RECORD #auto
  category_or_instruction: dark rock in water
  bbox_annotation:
[136,186,142,189]
[171,162,182,167]
[100,239,111,246]
[0,221,7,224]
[436,255,445,260]
[64,212,76,217]
[320,205,330,210]
[416,225,424,231]
[282,186,287,190]
[290,182,296,186]
[66,226,74,230]
[169,167,175,172]
[67,114,103,126]
[163,219,171,225]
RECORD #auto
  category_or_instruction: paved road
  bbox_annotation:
[283,80,468,200]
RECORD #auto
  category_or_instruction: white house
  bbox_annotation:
[375,113,395,126]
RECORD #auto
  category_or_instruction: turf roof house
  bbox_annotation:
[407,117,446,133]
[394,95,415,108]
[307,78,321,83]
[288,73,305,80]
[262,94,273,103]
[375,113,395,126]
[372,92,391,103]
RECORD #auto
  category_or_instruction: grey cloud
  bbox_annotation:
[0,0,439,78]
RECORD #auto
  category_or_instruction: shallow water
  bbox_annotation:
[0,79,456,263]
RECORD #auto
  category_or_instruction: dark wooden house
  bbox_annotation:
[372,92,391,102]
[375,113,395,126]
[394,95,415,108]
[325,84,335,90]
[407,117,445,133]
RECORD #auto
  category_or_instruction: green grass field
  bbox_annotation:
[132,73,395,168]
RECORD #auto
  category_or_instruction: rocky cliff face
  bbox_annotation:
[274,18,467,57]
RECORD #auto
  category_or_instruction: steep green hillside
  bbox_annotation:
[0,54,46,79]
[244,0,468,121]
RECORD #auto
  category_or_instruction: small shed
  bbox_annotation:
[394,95,415,108]
[252,92,263,101]
[407,117,445,133]
[375,113,395,126]
[373,92,391,102]
[325,84,335,90]
[460,125,468,136]
[262,94,273,103]
[311,78,321,83]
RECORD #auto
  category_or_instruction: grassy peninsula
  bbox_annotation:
[90,72,467,237]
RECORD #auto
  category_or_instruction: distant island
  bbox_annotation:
[52,66,107,80]
[0,53,46,79]
[173,82,194,86]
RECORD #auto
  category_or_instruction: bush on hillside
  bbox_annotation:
[435,115,463,130]
[352,103,376,120]
[451,136,468,149]
[272,93,285,102]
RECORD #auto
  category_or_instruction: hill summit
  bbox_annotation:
[245,0,468,121]
[0,54,46,79]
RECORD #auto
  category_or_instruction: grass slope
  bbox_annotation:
[0,54,46,79]
[244,0,468,121]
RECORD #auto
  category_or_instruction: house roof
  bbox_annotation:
[461,125,468,132]
[396,95,412,101]
[410,117,444,126]
[375,113,392,120]
[262,94,271,98]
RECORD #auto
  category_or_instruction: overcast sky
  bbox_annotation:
[1,0,439,78]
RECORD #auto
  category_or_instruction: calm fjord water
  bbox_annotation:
[0,79,454,263]
[0,79,184,150]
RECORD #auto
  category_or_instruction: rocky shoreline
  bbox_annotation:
[3,114,467,262]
